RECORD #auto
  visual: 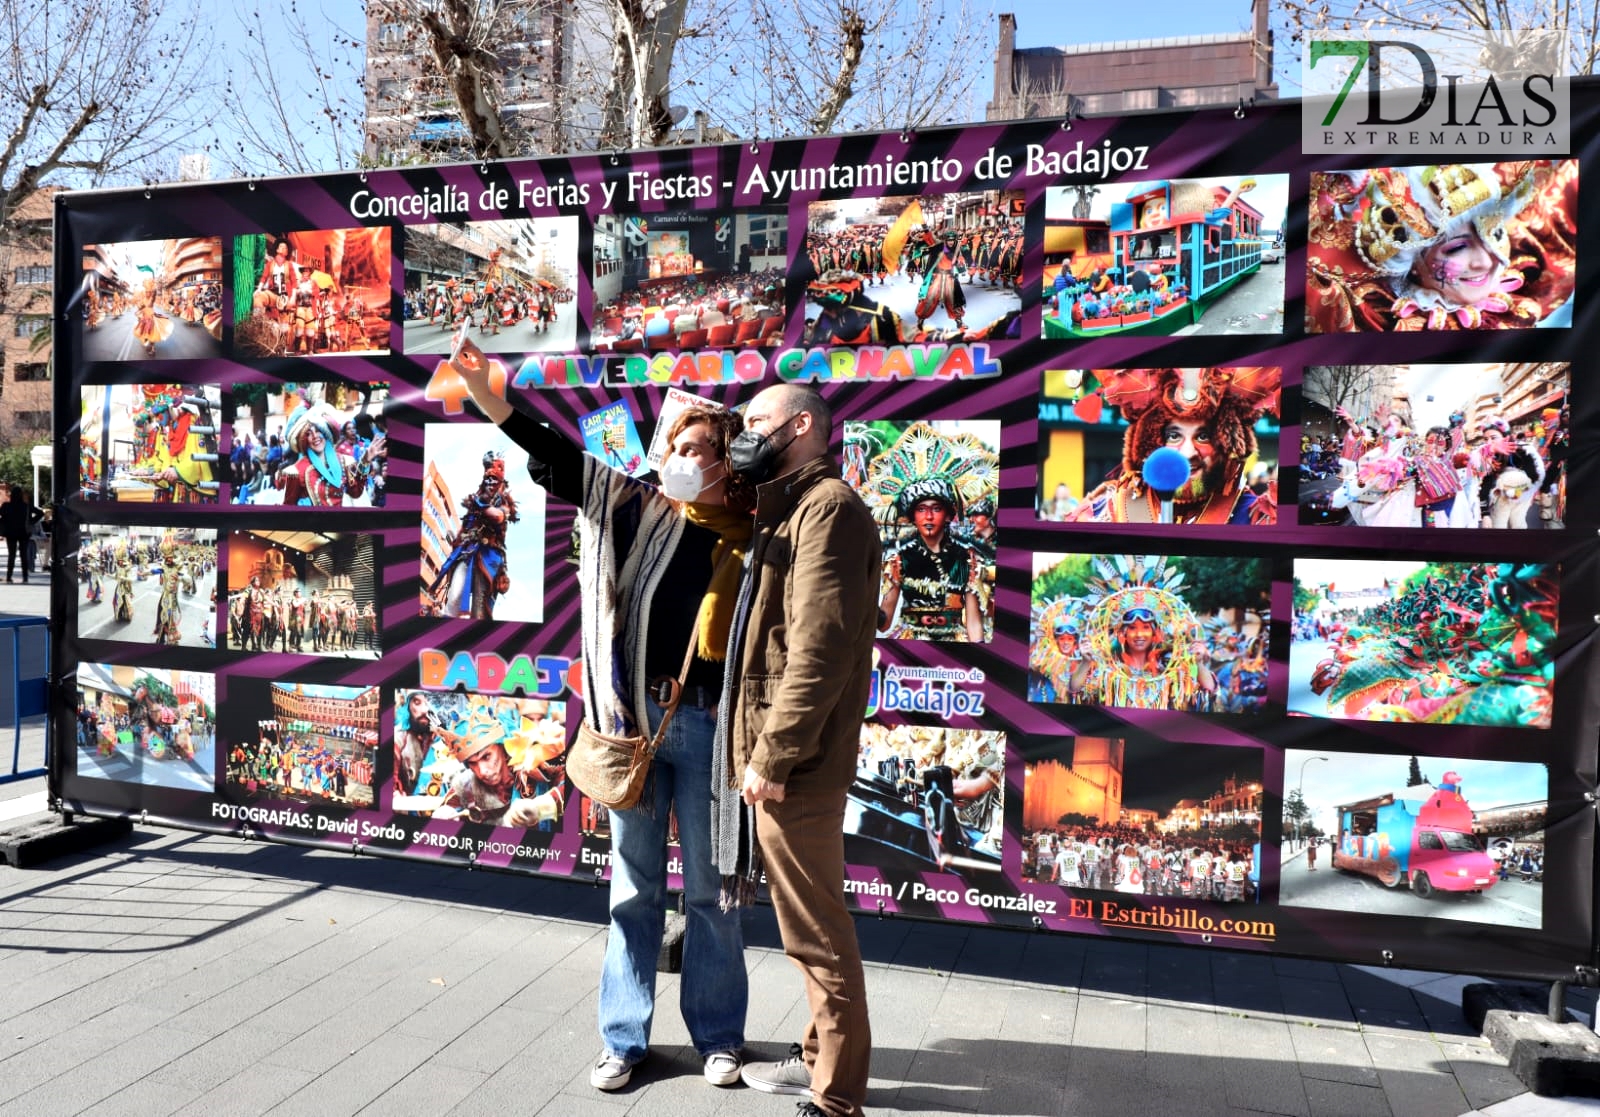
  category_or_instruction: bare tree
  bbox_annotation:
[216,2,367,176]
[673,0,990,139]
[1278,0,1596,75]
[0,0,214,228]
[367,0,990,165]
[1303,365,1390,422]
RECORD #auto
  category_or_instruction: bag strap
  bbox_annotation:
[644,546,735,753]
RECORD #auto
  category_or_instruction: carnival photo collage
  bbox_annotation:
[68,159,1569,923]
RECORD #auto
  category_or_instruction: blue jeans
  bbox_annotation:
[599,701,747,1063]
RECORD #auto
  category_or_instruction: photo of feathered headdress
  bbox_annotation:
[858,421,999,526]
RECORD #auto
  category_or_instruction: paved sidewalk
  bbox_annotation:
[0,819,1586,1117]
[1,569,1594,1117]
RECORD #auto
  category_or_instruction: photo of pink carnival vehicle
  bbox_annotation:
[1332,772,1498,899]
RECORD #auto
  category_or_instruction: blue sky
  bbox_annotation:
[1001,1,1264,50]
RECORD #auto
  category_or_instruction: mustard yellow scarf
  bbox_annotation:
[682,502,753,661]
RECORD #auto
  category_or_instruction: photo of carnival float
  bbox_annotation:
[1041,176,1285,339]
[1330,776,1498,898]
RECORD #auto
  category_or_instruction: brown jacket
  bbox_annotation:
[733,455,881,791]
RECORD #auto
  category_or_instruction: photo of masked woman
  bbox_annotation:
[453,356,753,1092]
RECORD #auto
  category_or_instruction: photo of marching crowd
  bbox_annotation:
[391,690,567,830]
[79,383,222,503]
[849,723,1003,878]
[403,217,578,354]
[843,419,998,644]
[224,529,381,660]
[800,191,1023,344]
[1042,175,1286,339]
[80,237,223,361]
[223,682,379,810]
[1035,366,1280,526]
[419,425,547,623]
[75,664,216,793]
[229,381,387,508]
[1298,363,1569,530]
[232,229,393,358]
[78,525,217,648]
[590,209,789,351]
[1306,160,1577,333]
[1290,559,1558,727]
[1280,750,1545,928]
[1021,737,1263,903]
[1030,553,1271,713]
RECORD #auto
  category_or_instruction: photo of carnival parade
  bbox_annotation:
[1279,750,1545,928]
[75,665,216,793]
[391,690,567,830]
[1021,738,1263,903]
[224,530,381,660]
[1289,559,1558,727]
[1298,363,1569,529]
[843,419,999,644]
[228,381,387,508]
[1030,553,1271,714]
[1036,367,1280,526]
[1306,160,1577,333]
[232,228,393,357]
[223,682,379,810]
[800,191,1023,344]
[419,424,547,623]
[80,237,223,361]
[591,209,789,351]
[403,217,579,354]
[849,723,1003,878]
[79,383,222,503]
[1042,175,1286,339]
[78,526,217,648]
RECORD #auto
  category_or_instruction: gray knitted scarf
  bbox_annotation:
[710,547,761,909]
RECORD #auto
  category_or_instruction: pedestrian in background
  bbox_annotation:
[0,485,43,584]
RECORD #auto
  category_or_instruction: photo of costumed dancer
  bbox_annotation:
[1290,559,1558,727]
[79,383,222,503]
[845,420,999,643]
[1306,160,1577,332]
[391,691,567,831]
[801,191,1023,344]
[224,530,381,660]
[404,218,579,354]
[232,229,393,358]
[223,683,379,809]
[78,526,217,648]
[419,423,548,623]
[229,382,387,507]
[1030,553,1272,714]
[590,209,789,351]
[1036,366,1280,525]
[80,237,223,361]
[75,664,216,793]
[1299,362,1569,530]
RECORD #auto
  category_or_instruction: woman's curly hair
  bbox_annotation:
[665,405,756,512]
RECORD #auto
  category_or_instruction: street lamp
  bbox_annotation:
[1296,755,1330,848]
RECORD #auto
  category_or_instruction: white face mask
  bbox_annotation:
[659,454,722,502]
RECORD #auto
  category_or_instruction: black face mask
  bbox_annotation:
[728,424,797,484]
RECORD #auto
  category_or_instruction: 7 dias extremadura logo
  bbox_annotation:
[1302,29,1570,156]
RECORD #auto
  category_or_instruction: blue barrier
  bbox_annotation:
[0,616,48,784]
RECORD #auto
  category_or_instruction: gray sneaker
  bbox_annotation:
[740,1043,811,1096]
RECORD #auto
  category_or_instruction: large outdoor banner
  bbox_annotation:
[51,89,1600,980]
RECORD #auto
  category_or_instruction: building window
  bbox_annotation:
[15,411,48,430]
[377,21,406,47]
[376,78,401,103]
[14,317,47,339]
[13,265,50,286]
[14,363,48,382]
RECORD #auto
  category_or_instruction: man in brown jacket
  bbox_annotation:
[729,384,881,1117]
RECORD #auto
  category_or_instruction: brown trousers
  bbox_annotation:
[757,785,871,1117]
